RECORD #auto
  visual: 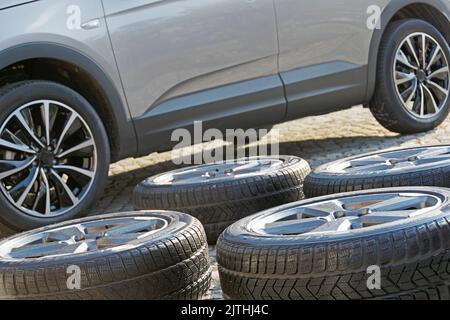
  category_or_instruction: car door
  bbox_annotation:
[102,0,283,152]
[274,0,389,119]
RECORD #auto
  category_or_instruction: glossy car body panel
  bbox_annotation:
[103,0,279,118]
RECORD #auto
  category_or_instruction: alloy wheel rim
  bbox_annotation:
[326,146,450,173]
[394,32,450,118]
[0,216,168,259]
[0,100,97,218]
[153,157,285,185]
[249,192,442,236]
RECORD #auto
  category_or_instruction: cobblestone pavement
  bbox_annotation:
[1,105,450,299]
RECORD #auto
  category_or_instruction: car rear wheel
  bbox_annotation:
[370,19,450,133]
[0,81,110,231]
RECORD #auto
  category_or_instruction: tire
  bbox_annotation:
[369,19,450,134]
[304,145,450,198]
[386,282,450,300]
[133,156,311,244]
[0,211,212,300]
[0,81,110,231]
[217,187,450,300]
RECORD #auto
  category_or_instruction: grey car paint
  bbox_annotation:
[0,0,137,159]
[1,0,450,159]
[103,0,279,118]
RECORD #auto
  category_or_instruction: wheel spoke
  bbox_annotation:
[415,154,450,165]
[401,80,418,105]
[427,80,449,97]
[32,178,45,211]
[363,195,426,212]
[41,101,51,147]
[396,49,419,71]
[96,234,143,248]
[55,113,77,153]
[4,129,26,146]
[264,218,327,235]
[395,71,416,86]
[302,200,343,217]
[422,84,439,113]
[428,66,449,80]
[422,34,427,68]
[103,220,156,236]
[309,217,356,233]
[415,147,450,159]
[53,164,94,179]
[419,84,425,116]
[360,211,411,226]
[14,111,45,148]
[11,166,39,207]
[347,157,387,168]
[50,169,79,205]
[406,38,421,67]
[426,44,441,70]
[40,168,51,215]
[346,163,391,173]
[56,139,94,159]
[0,138,36,154]
[0,156,36,180]
[9,241,71,259]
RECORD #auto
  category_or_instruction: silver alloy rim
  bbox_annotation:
[0,216,168,259]
[153,157,284,185]
[249,192,442,236]
[326,146,450,173]
[394,32,450,118]
[0,100,97,218]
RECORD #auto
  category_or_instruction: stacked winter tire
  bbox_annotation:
[217,146,450,300]
[2,146,450,300]
[0,211,211,300]
[133,156,311,243]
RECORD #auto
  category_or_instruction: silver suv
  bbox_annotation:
[1,0,450,230]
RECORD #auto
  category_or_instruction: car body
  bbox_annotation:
[1,0,450,229]
[0,0,446,160]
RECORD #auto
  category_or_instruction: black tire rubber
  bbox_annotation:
[369,19,450,134]
[133,156,311,244]
[304,145,450,198]
[0,211,212,300]
[386,282,450,300]
[0,80,110,231]
[217,187,450,300]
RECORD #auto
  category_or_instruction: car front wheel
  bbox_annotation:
[0,81,110,231]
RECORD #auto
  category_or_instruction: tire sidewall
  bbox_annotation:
[0,81,110,230]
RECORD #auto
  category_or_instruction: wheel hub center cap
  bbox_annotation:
[417,70,427,83]
[38,150,54,168]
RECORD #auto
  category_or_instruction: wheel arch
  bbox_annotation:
[366,0,450,101]
[0,42,137,161]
